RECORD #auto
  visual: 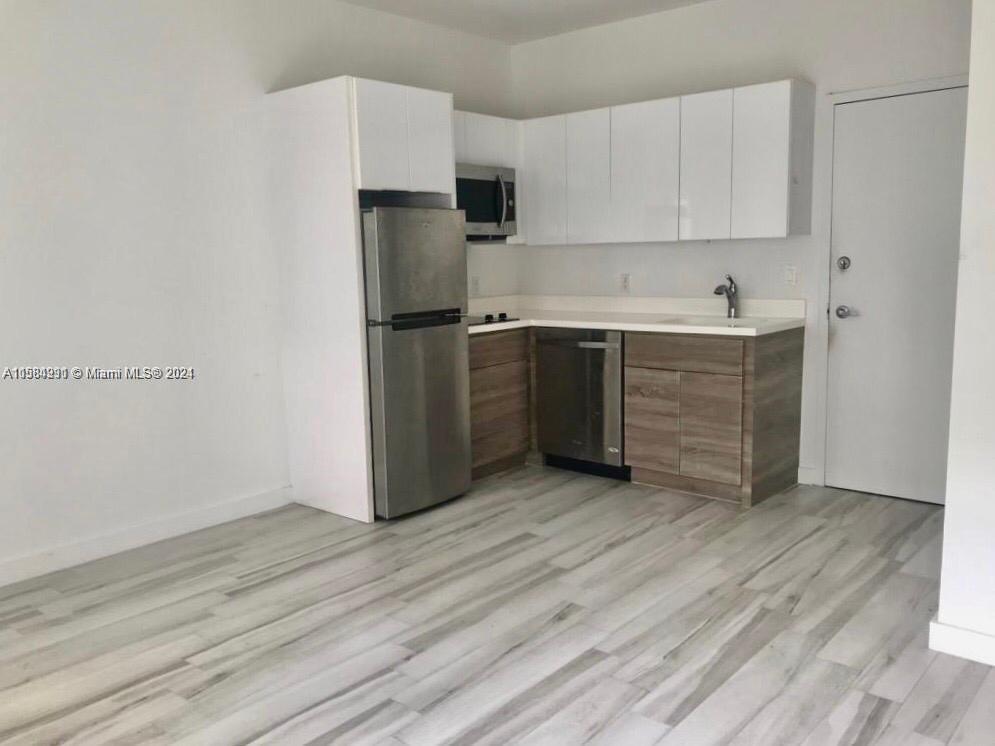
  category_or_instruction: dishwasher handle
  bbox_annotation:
[537,339,620,350]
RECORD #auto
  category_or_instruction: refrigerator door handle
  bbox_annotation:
[369,312,464,331]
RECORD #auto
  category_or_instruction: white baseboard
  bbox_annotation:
[0,486,293,587]
[930,619,995,666]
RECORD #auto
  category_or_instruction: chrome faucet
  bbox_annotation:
[714,274,739,318]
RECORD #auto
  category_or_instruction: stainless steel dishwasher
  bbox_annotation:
[535,328,623,466]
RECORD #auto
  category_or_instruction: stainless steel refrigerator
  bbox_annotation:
[362,206,472,518]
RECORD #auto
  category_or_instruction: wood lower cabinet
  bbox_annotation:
[469,329,531,479]
[624,328,803,507]
[467,326,802,504]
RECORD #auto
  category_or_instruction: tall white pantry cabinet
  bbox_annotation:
[267,76,456,523]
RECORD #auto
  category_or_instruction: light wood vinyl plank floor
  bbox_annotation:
[0,465,989,745]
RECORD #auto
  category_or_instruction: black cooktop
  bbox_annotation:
[467,312,519,327]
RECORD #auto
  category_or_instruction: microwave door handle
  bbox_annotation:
[497,174,508,229]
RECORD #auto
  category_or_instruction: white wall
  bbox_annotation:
[0,0,513,583]
[467,243,524,298]
[932,1,995,666]
[505,0,972,482]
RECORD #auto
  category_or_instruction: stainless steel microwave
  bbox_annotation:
[455,164,516,241]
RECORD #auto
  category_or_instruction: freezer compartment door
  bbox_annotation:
[368,319,472,518]
[363,207,468,320]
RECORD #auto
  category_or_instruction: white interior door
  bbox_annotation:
[826,86,967,504]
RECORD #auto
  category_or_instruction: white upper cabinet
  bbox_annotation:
[731,81,789,238]
[731,80,814,238]
[460,78,814,246]
[460,112,519,168]
[353,78,410,191]
[610,97,680,242]
[453,110,468,163]
[523,115,567,245]
[679,88,734,241]
[566,108,611,244]
[351,78,454,194]
[406,86,455,194]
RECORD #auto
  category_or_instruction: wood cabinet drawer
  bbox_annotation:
[625,333,744,376]
[624,367,679,474]
[470,359,529,470]
[469,329,529,369]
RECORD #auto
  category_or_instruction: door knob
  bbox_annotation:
[835,305,852,319]
[837,256,851,271]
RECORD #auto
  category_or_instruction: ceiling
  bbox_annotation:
[341,0,714,44]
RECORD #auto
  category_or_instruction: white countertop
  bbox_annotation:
[468,309,804,337]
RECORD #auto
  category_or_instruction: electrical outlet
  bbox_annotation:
[470,275,481,297]
[783,265,798,287]
[620,273,631,294]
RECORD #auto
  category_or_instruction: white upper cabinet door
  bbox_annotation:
[453,110,468,163]
[566,108,611,244]
[463,112,518,168]
[610,97,680,242]
[353,78,410,190]
[406,86,455,194]
[679,89,733,240]
[523,115,567,245]
[352,78,454,193]
[731,81,791,238]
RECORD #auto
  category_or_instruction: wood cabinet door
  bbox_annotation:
[679,88,733,240]
[624,367,680,474]
[523,115,567,245]
[470,359,529,470]
[679,372,743,485]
